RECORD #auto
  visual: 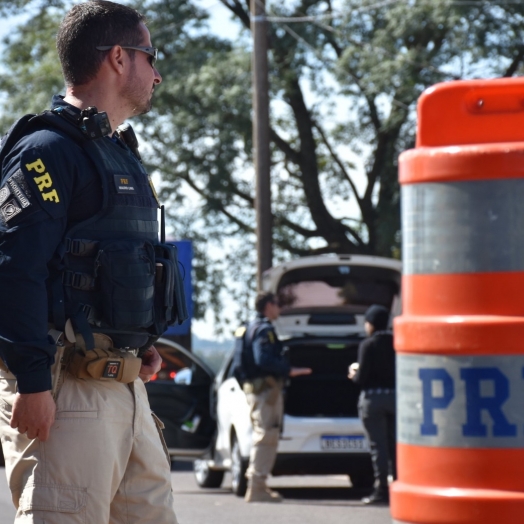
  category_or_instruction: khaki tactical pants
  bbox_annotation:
[243,377,283,480]
[0,362,178,523]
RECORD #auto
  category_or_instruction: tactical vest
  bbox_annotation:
[0,110,188,352]
[232,319,265,382]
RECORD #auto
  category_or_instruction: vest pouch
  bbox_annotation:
[153,243,188,330]
[95,240,155,330]
[150,256,174,335]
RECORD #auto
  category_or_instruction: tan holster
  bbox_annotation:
[65,333,142,384]
[243,376,283,405]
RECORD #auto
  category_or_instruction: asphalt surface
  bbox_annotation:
[0,462,393,524]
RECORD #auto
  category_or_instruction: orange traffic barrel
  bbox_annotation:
[391,77,524,524]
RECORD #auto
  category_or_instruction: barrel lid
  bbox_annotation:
[417,77,524,148]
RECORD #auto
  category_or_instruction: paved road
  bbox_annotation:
[0,462,392,524]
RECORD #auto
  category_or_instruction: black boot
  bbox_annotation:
[362,487,389,505]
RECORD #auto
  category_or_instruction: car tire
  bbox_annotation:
[230,434,248,497]
[193,459,225,488]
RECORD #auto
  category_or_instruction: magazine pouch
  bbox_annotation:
[95,239,156,330]
[152,243,188,335]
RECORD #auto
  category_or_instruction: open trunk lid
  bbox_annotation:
[267,255,401,338]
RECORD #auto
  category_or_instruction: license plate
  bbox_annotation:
[321,435,368,451]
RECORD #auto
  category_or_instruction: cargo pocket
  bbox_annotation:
[151,412,171,467]
[18,483,87,522]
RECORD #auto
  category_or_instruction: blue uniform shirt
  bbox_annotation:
[0,96,102,393]
[249,314,290,379]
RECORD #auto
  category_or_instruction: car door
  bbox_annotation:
[214,353,252,460]
[145,338,216,458]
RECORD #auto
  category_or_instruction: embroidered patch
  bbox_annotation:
[0,186,10,207]
[7,169,31,209]
[0,199,22,223]
[103,360,121,379]
[113,174,137,194]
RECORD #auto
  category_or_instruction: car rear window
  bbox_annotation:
[277,265,400,313]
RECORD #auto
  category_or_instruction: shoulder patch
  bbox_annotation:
[267,330,275,344]
[0,169,33,226]
[19,149,66,220]
[6,169,32,208]
[24,157,60,204]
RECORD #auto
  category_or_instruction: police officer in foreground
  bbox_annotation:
[0,2,184,522]
[349,304,396,505]
[235,292,312,503]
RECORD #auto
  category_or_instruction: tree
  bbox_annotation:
[1,0,524,328]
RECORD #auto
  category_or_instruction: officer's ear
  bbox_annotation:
[103,45,127,77]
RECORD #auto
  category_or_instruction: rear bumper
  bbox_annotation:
[272,452,371,476]
[278,415,367,453]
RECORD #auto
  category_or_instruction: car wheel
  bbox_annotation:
[230,434,248,497]
[193,459,225,488]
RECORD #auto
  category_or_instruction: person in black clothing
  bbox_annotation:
[349,304,396,505]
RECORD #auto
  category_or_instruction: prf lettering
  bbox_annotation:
[25,158,60,203]
[120,178,128,185]
[419,367,517,438]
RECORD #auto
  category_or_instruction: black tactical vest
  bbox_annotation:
[1,110,188,351]
[232,319,265,382]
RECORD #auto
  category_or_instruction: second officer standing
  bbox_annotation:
[237,292,311,503]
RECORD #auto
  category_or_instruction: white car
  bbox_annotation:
[147,254,401,496]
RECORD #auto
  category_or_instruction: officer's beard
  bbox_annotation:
[121,64,154,116]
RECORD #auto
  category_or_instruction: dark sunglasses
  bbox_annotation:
[96,45,158,68]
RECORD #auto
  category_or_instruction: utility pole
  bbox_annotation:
[251,0,272,291]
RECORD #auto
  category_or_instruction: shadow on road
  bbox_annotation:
[276,487,369,501]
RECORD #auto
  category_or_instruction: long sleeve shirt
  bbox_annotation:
[352,331,396,390]
[0,96,102,393]
[249,314,290,379]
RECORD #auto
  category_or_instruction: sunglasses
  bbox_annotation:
[96,45,158,68]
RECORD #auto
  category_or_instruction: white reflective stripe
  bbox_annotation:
[402,180,524,275]
[398,354,524,448]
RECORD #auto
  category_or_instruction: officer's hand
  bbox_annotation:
[139,345,162,383]
[289,367,312,377]
[348,362,359,379]
[11,391,56,441]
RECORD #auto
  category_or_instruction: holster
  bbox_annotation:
[66,333,142,383]
[243,376,283,405]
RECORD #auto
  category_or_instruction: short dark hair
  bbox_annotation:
[56,0,146,86]
[255,292,276,314]
[364,304,390,331]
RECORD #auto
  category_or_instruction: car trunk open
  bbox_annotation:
[284,337,363,418]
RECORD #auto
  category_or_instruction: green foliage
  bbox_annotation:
[1,0,524,330]
[0,5,65,129]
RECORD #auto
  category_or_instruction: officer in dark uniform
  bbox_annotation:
[239,292,311,503]
[0,2,184,522]
[349,304,396,505]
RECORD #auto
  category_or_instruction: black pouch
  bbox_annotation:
[95,239,156,330]
[151,243,188,335]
